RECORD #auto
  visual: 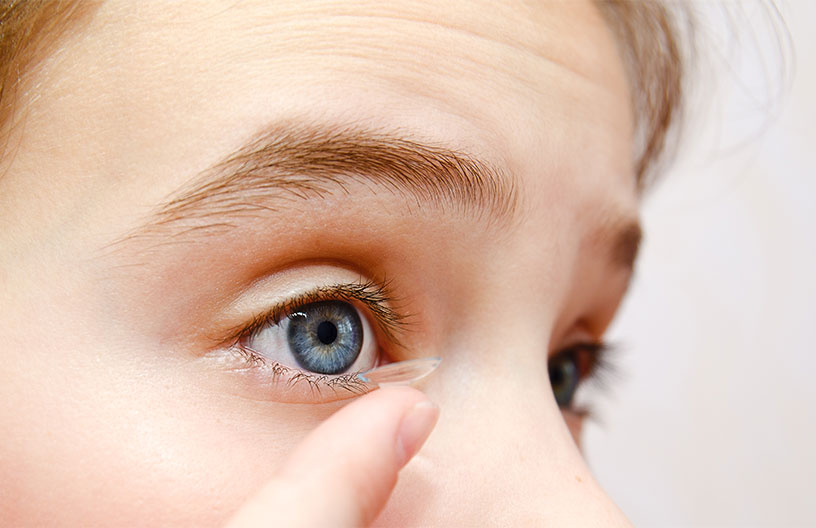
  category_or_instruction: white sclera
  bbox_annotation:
[357,357,442,386]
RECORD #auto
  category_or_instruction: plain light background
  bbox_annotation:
[583,1,815,526]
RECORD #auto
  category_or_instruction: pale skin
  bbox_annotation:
[0,0,638,525]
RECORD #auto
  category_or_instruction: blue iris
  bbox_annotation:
[286,301,363,374]
[548,352,579,407]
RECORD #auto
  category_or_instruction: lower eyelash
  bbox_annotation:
[230,344,371,396]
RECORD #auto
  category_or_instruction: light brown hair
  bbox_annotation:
[0,0,97,141]
[594,0,690,189]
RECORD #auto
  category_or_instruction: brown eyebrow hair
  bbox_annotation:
[593,214,642,270]
[124,122,641,270]
[143,122,519,237]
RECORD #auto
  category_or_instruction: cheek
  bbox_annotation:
[0,324,346,526]
[563,411,585,448]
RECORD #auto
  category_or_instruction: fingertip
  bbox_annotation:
[395,399,440,467]
[226,387,439,527]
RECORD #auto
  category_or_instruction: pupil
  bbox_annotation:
[317,320,338,345]
[549,365,564,387]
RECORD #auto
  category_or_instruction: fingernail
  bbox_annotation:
[396,400,439,467]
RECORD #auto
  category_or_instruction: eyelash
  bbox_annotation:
[228,279,408,344]
[556,342,616,417]
[227,349,372,395]
[224,280,614,406]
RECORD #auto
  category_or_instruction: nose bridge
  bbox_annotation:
[422,297,577,484]
[438,371,578,485]
[378,371,614,525]
[375,326,626,525]
[372,269,632,525]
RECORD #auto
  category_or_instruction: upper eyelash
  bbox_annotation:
[225,278,410,347]
[557,341,618,419]
[578,341,616,390]
[556,342,611,378]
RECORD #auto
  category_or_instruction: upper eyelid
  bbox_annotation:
[223,279,411,348]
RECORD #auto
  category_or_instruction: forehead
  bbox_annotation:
[23,0,637,242]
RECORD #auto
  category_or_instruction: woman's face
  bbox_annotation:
[0,0,639,525]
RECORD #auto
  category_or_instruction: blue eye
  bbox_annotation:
[241,298,370,376]
[286,301,363,374]
[548,352,580,407]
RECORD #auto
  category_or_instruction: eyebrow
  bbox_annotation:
[144,122,518,236]
[128,121,640,270]
[598,216,642,271]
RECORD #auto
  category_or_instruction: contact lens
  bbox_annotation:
[357,357,441,386]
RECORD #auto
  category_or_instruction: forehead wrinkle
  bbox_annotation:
[280,16,596,84]
[130,122,519,244]
[237,15,618,106]
[236,0,615,79]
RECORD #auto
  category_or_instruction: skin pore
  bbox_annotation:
[0,0,639,525]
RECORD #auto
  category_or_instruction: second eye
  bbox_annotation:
[243,300,376,375]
